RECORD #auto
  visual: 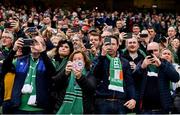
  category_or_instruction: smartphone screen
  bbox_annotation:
[104,37,111,45]
[147,50,153,58]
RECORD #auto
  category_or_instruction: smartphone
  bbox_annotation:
[86,43,93,49]
[23,39,33,47]
[61,28,68,33]
[104,37,111,45]
[124,33,132,39]
[147,50,154,59]
[4,22,12,28]
[27,27,36,33]
[140,33,148,38]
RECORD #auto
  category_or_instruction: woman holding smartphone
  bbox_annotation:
[56,50,96,114]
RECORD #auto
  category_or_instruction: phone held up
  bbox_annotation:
[104,37,111,45]
[147,50,154,59]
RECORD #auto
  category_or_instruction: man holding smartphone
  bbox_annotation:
[93,35,136,114]
[133,42,179,114]
[1,36,56,114]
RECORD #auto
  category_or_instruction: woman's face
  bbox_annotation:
[72,53,85,65]
[58,43,70,57]
[161,49,173,63]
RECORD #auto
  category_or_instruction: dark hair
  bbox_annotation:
[68,50,91,70]
[89,32,101,41]
[55,39,74,58]
[148,26,157,33]
[133,24,140,28]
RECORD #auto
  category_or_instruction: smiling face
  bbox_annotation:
[126,38,139,53]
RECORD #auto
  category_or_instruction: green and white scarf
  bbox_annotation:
[147,65,158,77]
[107,54,124,92]
[57,69,87,114]
[21,57,39,106]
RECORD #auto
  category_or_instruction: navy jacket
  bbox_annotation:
[93,55,135,100]
[133,59,179,112]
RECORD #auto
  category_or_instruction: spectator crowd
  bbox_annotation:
[0,3,179,114]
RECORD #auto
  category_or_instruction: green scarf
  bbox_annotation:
[55,57,68,71]
[57,69,87,114]
[107,54,124,92]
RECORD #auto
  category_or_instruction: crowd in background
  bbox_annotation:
[0,3,179,114]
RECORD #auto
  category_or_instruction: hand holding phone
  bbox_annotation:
[123,33,132,39]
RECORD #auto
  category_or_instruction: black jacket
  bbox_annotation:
[133,59,179,113]
[93,55,135,100]
[50,68,96,114]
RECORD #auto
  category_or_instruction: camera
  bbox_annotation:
[73,60,84,70]
[23,39,34,47]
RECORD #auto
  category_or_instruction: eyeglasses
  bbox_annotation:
[1,36,12,39]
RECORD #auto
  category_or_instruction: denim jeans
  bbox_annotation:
[95,98,126,114]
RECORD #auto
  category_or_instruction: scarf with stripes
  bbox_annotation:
[107,54,124,92]
[57,69,86,114]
